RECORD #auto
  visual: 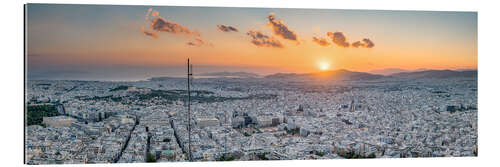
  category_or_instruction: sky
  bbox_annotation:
[26,4,477,81]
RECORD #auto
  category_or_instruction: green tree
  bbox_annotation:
[26,104,60,126]
[146,153,156,162]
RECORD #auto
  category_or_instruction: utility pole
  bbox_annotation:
[187,59,193,161]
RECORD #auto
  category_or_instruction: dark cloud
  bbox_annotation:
[246,30,283,48]
[352,38,375,48]
[362,38,375,48]
[142,9,211,47]
[141,26,158,39]
[150,17,192,35]
[217,25,238,32]
[327,31,349,48]
[352,41,362,48]
[267,13,297,41]
[312,37,330,46]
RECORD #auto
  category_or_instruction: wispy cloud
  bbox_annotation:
[145,8,153,21]
[327,31,349,48]
[267,13,298,41]
[140,26,158,39]
[217,24,238,32]
[186,37,212,47]
[247,30,283,48]
[312,37,330,46]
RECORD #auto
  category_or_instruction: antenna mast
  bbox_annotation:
[224,110,228,154]
[187,59,193,161]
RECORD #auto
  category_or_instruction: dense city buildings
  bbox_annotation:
[25,71,478,164]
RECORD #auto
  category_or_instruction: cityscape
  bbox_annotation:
[25,4,477,165]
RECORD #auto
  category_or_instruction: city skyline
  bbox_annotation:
[27,4,477,81]
[25,4,478,164]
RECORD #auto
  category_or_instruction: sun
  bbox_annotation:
[318,62,330,71]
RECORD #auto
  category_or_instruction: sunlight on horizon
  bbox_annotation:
[318,61,331,71]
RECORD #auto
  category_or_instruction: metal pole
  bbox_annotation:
[187,59,192,161]
[225,110,227,154]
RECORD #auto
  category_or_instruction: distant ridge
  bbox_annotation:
[264,69,384,81]
[390,70,477,79]
[149,76,184,81]
[368,68,431,75]
[197,71,259,78]
[149,69,477,81]
[369,68,410,75]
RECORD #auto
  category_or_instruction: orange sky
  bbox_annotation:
[27,4,477,79]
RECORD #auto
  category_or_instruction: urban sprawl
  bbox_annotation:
[25,73,478,164]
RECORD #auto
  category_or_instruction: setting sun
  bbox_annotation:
[319,62,330,71]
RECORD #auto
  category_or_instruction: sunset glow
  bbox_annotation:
[318,62,330,71]
[26,4,478,80]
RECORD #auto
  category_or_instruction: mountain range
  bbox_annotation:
[196,71,260,78]
[150,69,477,81]
[368,68,430,75]
[263,69,477,81]
[264,69,385,80]
[390,69,477,79]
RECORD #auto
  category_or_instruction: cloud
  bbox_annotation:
[151,10,159,17]
[141,26,158,39]
[352,38,375,48]
[327,31,349,48]
[312,37,330,46]
[352,41,362,48]
[150,17,192,35]
[217,25,238,32]
[362,38,375,48]
[324,30,375,48]
[247,30,283,48]
[267,13,297,41]
[186,37,212,47]
[141,8,211,47]
[145,8,153,21]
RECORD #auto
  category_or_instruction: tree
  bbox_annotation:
[146,153,156,162]
[217,154,235,161]
[27,104,60,126]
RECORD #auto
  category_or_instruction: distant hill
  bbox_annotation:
[369,68,432,75]
[149,76,184,81]
[390,70,477,79]
[264,69,384,81]
[197,71,260,78]
[369,68,410,75]
[149,69,476,81]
